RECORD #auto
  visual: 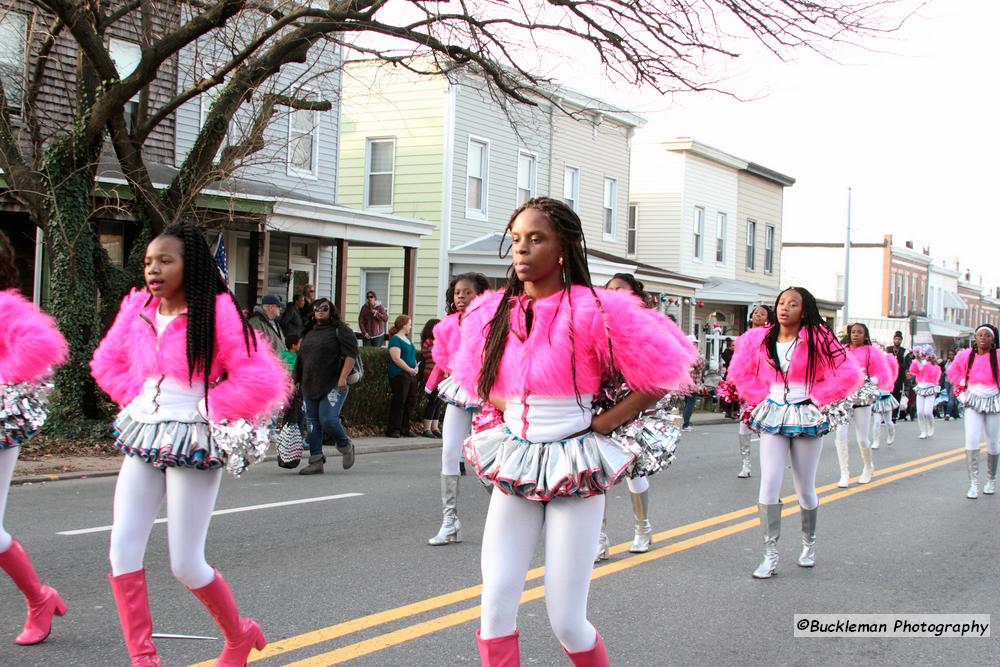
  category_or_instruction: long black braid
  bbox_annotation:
[0,230,18,292]
[968,323,1000,388]
[157,223,256,400]
[762,286,846,390]
[478,197,595,406]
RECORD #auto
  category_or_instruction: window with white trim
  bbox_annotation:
[365,138,395,208]
[109,38,141,131]
[516,152,536,206]
[0,13,26,111]
[563,166,580,211]
[466,138,489,216]
[603,178,617,239]
[745,219,757,271]
[764,224,775,273]
[627,204,638,257]
[288,101,319,176]
[715,212,727,263]
[693,206,704,260]
[361,269,390,311]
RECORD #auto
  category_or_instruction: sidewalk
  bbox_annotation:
[12,411,731,485]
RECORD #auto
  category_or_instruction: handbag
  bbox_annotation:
[347,353,364,385]
[275,421,305,469]
[592,299,681,478]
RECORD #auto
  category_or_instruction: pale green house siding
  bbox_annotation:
[339,62,446,332]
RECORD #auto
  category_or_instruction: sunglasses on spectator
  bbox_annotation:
[315,305,331,312]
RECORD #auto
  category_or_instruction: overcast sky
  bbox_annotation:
[551,0,999,289]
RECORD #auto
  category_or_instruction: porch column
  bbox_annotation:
[335,238,349,320]
[402,246,418,316]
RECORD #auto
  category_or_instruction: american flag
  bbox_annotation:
[213,233,229,282]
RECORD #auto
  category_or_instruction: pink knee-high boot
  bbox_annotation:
[0,539,66,645]
[108,569,162,667]
[563,632,609,667]
[476,629,520,666]
[188,570,266,667]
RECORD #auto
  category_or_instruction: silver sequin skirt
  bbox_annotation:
[915,385,941,397]
[960,391,1000,415]
[1,383,51,449]
[114,410,223,470]
[871,393,900,414]
[463,425,635,502]
[438,375,482,412]
[748,399,830,438]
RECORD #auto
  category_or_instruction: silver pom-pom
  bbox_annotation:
[823,399,853,429]
[1,382,52,447]
[210,418,273,476]
[846,379,880,407]
[607,396,682,478]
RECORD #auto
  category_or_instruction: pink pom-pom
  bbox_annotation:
[716,379,739,404]
[472,403,504,433]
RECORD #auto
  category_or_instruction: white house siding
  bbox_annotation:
[449,80,553,248]
[174,32,342,203]
[677,154,738,280]
[736,172,783,289]
[629,143,685,270]
[549,112,632,258]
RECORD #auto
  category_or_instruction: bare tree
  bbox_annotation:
[0,0,911,433]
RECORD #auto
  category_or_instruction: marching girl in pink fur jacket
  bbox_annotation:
[833,323,892,489]
[727,287,862,580]
[946,325,1000,498]
[451,198,694,667]
[908,347,942,439]
[425,272,490,547]
[90,223,288,667]
[871,349,900,448]
[0,231,69,647]
[732,305,776,480]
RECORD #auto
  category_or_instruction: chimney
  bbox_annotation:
[922,246,930,256]
[953,258,960,271]
[965,270,972,281]
[905,240,914,249]
[884,234,893,247]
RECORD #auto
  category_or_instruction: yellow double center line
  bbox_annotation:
[190,446,967,667]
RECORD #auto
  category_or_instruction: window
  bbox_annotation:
[764,224,775,273]
[365,138,395,208]
[693,207,704,260]
[98,221,124,269]
[715,213,727,263]
[745,220,757,271]
[0,13,26,111]
[233,236,252,309]
[109,39,141,131]
[627,204,638,257]
[361,269,390,310]
[563,166,580,211]
[288,102,319,176]
[889,272,896,315]
[466,138,489,216]
[603,178,617,239]
[516,153,536,206]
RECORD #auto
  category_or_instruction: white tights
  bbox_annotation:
[964,409,1000,454]
[758,434,823,510]
[480,490,604,652]
[835,405,873,449]
[626,476,649,494]
[0,447,19,553]
[441,407,473,475]
[872,409,893,445]
[109,456,222,589]
[916,394,936,434]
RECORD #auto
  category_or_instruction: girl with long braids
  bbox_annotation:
[425,273,490,546]
[732,305,776,479]
[0,230,69,646]
[946,325,1000,499]
[91,223,289,667]
[451,198,693,665]
[727,287,861,579]
[832,323,890,488]
[908,346,941,439]
[870,347,900,448]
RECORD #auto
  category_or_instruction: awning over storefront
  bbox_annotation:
[926,319,973,339]
[942,291,968,311]
[695,276,778,306]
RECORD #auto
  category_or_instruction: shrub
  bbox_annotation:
[339,347,431,433]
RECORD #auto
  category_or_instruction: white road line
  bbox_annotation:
[57,493,364,536]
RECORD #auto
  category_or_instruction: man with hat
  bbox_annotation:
[249,293,286,355]
[888,330,909,422]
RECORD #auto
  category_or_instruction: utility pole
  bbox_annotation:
[843,187,852,328]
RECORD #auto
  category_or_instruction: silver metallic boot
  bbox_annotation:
[797,507,817,567]
[629,490,653,553]
[737,434,752,478]
[594,511,610,562]
[966,450,979,500]
[428,475,462,545]
[835,439,850,488]
[752,503,782,579]
[985,454,998,495]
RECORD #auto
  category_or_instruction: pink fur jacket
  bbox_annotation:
[908,359,941,385]
[880,350,899,391]
[451,285,695,400]
[90,289,289,422]
[727,325,863,407]
[947,349,999,389]
[0,289,68,384]
[847,344,891,386]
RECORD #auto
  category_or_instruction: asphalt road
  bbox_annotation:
[0,418,996,666]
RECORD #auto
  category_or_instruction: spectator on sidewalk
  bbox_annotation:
[299,284,316,332]
[280,293,305,339]
[281,334,301,376]
[359,291,389,347]
[386,315,419,438]
[419,318,443,438]
[682,337,707,431]
[248,294,284,355]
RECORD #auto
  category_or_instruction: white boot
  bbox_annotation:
[858,445,874,484]
[869,415,880,449]
[918,415,927,439]
[886,419,896,445]
[966,450,979,499]
[834,439,850,488]
[928,417,935,437]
